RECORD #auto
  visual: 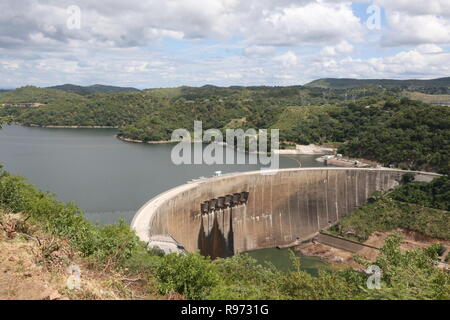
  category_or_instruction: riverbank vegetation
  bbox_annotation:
[0,165,448,300]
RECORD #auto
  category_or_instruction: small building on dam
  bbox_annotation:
[131,168,440,259]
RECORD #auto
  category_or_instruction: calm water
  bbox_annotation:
[246,248,328,276]
[0,125,327,225]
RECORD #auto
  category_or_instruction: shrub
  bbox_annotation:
[371,234,450,300]
[155,253,220,299]
[94,221,142,265]
[208,254,282,299]
[401,173,415,184]
[0,174,29,213]
[391,176,450,211]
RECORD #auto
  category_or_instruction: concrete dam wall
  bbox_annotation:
[131,168,439,259]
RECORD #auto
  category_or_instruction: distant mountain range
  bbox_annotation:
[47,84,140,95]
[46,77,450,93]
[2,77,450,94]
[304,77,450,89]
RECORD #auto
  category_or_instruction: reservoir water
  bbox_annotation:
[0,125,327,225]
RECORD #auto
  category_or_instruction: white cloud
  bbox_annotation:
[370,47,450,76]
[1,0,450,88]
[0,61,20,71]
[416,44,444,54]
[312,46,450,80]
[243,2,364,46]
[244,46,276,57]
[124,61,149,73]
[2,44,450,88]
[381,12,450,46]
[274,51,299,68]
[320,41,354,56]
[367,0,450,47]
[374,0,450,18]
[0,0,364,48]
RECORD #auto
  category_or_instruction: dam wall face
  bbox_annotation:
[131,168,439,259]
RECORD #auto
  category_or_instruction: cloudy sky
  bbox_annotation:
[1,0,450,89]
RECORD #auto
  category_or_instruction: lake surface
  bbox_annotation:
[0,125,327,225]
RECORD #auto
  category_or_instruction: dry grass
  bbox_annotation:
[0,211,164,300]
[403,91,450,106]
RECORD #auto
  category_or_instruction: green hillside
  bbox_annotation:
[339,99,450,173]
[0,86,87,104]
[48,84,140,95]
[271,106,342,144]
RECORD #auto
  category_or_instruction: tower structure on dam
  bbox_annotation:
[131,168,440,259]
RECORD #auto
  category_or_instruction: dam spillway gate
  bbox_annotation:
[131,168,440,258]
[198,192,249,258]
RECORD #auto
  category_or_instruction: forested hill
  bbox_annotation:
[305,77,450,91]
[0,86,87,104]
[48,84,140,95]
[0,83,449,173]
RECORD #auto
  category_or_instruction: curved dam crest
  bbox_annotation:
[131,168,440,258]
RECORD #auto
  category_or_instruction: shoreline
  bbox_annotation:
[13,125,373,163]
[13,124,318,154]
[316,155,378,168]
[27,123,119,129]
[117,137,336,156]
[116,135,179,144]
[275,143,336,155]
[13,123,336,155]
